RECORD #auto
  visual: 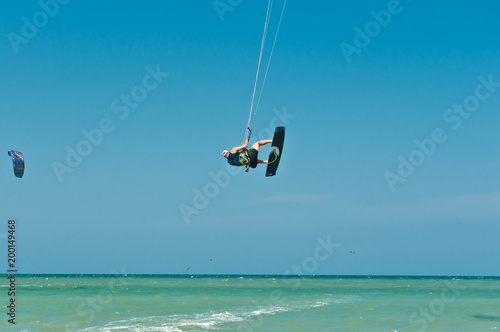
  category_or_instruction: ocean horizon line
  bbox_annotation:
[2,273,499,279]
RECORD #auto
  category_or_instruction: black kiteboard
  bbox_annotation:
[266,126,285,177]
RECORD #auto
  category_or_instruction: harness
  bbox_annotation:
[239,149,250,166]
[227,149,250,167]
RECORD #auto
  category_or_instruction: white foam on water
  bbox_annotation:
[82,310,246,331]
[312,301,329,308]
[82,295,358,331]
[246,305,290,317]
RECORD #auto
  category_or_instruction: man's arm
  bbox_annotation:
[230,140,249,154]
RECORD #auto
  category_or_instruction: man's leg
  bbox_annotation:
[249,140,272,168]
[250,139,272,152]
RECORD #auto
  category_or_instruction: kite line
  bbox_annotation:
[243,0,287,143]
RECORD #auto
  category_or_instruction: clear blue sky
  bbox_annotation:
[1,0,500,275]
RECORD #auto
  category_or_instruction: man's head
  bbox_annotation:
[222,150,229,158]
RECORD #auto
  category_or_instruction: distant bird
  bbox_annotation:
[210,259,213,261]
[186,267,190,271]
[349,251,355,254]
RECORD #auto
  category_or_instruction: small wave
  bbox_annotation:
[472,314,500,322]
[82,304,292,332]
[82,310,245,332]
[83,296,355,331]
[312,301,329,308]
[246,306,289,317]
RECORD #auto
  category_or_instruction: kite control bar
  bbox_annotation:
[244,128,252,173]
[244,127,252,143]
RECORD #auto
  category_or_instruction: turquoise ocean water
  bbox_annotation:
[1,275,500,331]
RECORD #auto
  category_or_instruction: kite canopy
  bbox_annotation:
[7,150,24,178]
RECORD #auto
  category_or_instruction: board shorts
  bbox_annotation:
[248,148,258,168]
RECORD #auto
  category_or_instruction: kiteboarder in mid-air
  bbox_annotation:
[222,139,272,169]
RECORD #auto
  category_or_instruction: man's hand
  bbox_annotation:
[230,140,250,154]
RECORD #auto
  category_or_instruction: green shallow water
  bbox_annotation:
[1,275,500,331]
